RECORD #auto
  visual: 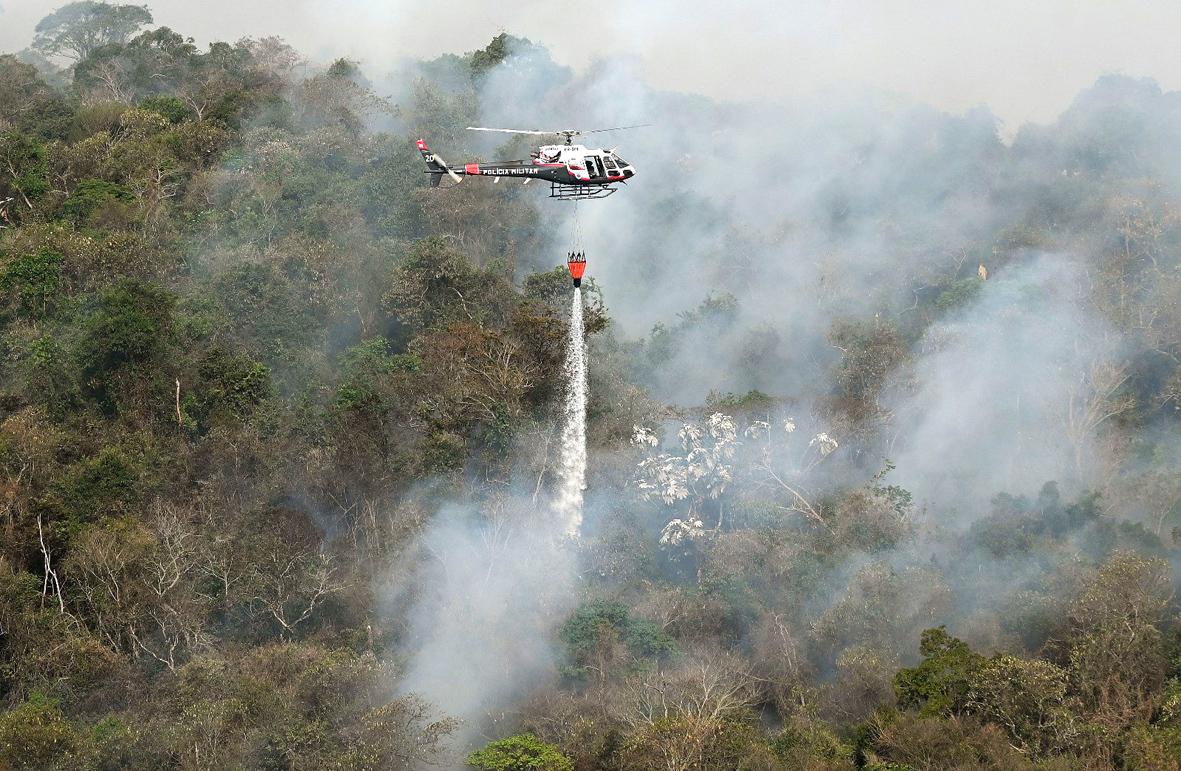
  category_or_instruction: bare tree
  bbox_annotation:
[127,504,212,670]
[1064,357,1135,474]
[249,545,345,638]
[620,646,758,730]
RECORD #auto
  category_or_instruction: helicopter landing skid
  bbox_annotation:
[550,182,617,200]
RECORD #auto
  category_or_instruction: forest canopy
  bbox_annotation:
[3,3,1181,770]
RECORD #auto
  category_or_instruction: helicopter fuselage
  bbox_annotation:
[461,145,634,185]
[417,139,635,198]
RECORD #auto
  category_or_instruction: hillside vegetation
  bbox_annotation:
[4,5,1181,770]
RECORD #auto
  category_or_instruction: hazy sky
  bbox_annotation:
[3,0,1180,131]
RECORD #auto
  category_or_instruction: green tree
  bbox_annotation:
[967,655,1081,758]
[466,33,515,77]
[1066,551,1171,732]
[0,247,63,319]
[81,279,175,375]
[559,599,675,681]
[383,237,493,334]
[467,733,574,771]
[829,317,907,421]
[72,26,197,102]
[0,55,72,139]
[33,2,153,62]
[0,130,50,211]
[62,178,136,223]
[189,346,272,429]
[894,627,984,717]
[296,57,389,134]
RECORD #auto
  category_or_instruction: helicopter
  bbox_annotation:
[416,126,643,200]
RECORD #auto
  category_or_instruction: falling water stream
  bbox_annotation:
[555,288,587,536]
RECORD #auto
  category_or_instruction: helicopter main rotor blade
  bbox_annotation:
[466,127,558,135]
[466,125,649,138]
[581,124,651,134]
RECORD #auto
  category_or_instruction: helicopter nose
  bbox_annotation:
[623,166,635,178]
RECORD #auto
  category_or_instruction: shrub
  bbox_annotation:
[0,247,62,318]
[0,692,81,770]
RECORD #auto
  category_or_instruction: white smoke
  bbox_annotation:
[391,290,590,751]
[392,503,576,754]
[885,254,1125,515]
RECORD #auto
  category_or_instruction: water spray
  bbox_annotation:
[555,286,588,536]
[555,207,589,537]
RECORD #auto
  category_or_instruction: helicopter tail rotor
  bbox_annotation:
[433,153,463,184]
[416,138,462,184]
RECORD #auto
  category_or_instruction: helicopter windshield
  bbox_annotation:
[610,153,629,167]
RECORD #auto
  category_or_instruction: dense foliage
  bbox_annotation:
[4,3,1181,770]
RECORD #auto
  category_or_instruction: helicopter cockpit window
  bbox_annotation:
[611,154,629,167]
[604,157,620,173]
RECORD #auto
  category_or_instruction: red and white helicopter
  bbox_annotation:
[417,126,642,200]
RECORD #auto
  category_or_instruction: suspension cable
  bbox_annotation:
[570,200,583,254]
